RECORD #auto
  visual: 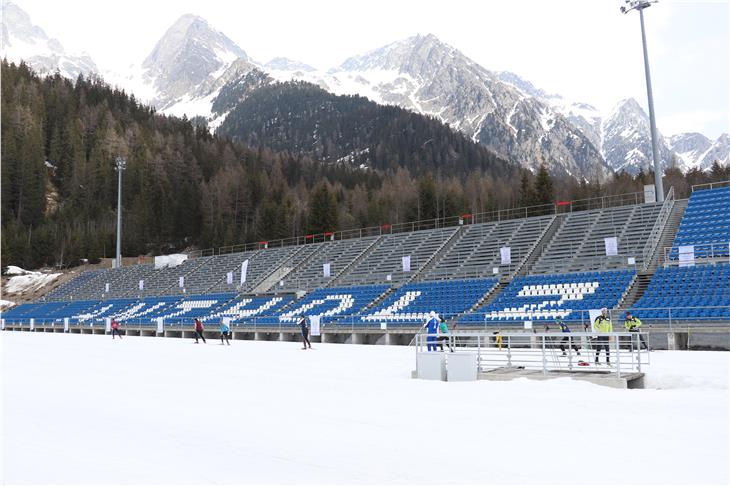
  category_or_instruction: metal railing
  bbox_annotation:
[691,180,730,192]
[168,190,648,261]
[414,331,649,378]
[5,303,729,333]
[641,186,675,270]
[662,242,730,266]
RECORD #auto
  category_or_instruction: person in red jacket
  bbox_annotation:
[193,318,206,344]
[111,319,122,340]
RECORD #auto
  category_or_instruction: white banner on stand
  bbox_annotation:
[30,318,34,331]
[402,255,411,273]
[1,319,4,330]
[323,263,331,278]
[386,274,392,281]
[604,237,618,256]
[105,318,112,332]
[138,279,144,291]
[227,272,233,285]
[523,320,532,330]
[627,257,636,265]
[179,276,185,288]
[380,322,387,330]
[644,184,656,204]
[310,315,321,336]
[500,246,511,265]
[241,259,249,285]
[64,318,69,332]
[588,309,602,332]
[492,267,499,275]
[678,245,695,267]
[105,282,110,293]
[156,318,164,333]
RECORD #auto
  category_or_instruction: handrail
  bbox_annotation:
[641,186,675,270]
[691,180,730,192]
[661,241,730,267]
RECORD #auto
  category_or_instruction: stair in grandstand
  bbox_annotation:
[518,214,562,275]
[645,199,687,272]
[617,272,653,310]
[326,235,384,286]
[406,225,465,283]
[249,244,312,293]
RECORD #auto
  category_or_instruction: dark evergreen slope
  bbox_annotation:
[217,81,512,176]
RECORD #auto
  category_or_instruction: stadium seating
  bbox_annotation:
[670,186,730,259]
[463,270,634,323]
[335,228,458,286]
[257,284,389,325]
[631,264,730,321]
[423,216,554,280]
[279,237,380,291]
[201,295,294,324]
[44,269,107,301]
[531,203,663,273]
[357,278,498,325]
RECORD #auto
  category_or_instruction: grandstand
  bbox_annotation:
[669,184,730,260]
[3,184,729,347]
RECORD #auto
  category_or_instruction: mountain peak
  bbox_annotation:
[336,33,463,75]
[141,13,247,107]
[1,1,97,77]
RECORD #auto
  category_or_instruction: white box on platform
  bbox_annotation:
[417,352,446,381]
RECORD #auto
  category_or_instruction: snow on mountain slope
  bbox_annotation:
[264,34,612,179]
[139,14,249,110]
[670,132,730,171]
[1,1,97,79]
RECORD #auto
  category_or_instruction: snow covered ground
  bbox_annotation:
[2,266,60,295]
[2,333,728,485]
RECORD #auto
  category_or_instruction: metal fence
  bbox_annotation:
[414,331,649,378]
[4,304,728,332]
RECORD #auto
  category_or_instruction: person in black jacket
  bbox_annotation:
[298,315,312,350]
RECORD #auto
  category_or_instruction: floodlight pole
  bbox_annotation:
[115,156,126,268]
[622,0,664,202]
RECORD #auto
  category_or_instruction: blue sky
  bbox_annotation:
[12,0,730,138]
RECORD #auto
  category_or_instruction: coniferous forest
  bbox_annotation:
[2,60,729,270]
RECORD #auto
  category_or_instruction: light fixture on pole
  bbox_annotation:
[621,0,664,202]
[115,156,126,268]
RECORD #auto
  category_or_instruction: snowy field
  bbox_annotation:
[2,332,728,485]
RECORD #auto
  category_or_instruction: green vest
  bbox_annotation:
[624,317,642,330]
[594,316,613,333]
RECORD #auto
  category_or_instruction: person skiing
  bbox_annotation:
[593,308,613,365]
[111,319,122,340]
[556,319,580,356]
[193,318,206,344]
[423,311,440,352]
[624,312,647,350]
[437,318,453,352]
[220,319,230,345]
[298,315,311,350]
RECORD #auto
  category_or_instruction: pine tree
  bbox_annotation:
[534,165,554,207]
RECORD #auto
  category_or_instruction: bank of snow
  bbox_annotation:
[2,333,727,485]
[2,266,60,295]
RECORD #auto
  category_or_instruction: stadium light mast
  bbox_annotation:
[621,0,664,202]
[115,156,126,268]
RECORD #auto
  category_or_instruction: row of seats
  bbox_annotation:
[670,186,730,259]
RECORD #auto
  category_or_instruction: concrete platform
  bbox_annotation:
[478,367,645,389]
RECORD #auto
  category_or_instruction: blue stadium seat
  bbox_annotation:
[356,278,498,326]
[631,263,730,322]
[461,269,635,324]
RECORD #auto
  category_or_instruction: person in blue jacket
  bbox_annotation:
[556,319,580,356]
[219,319,230,345]
[423,311,440,352]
